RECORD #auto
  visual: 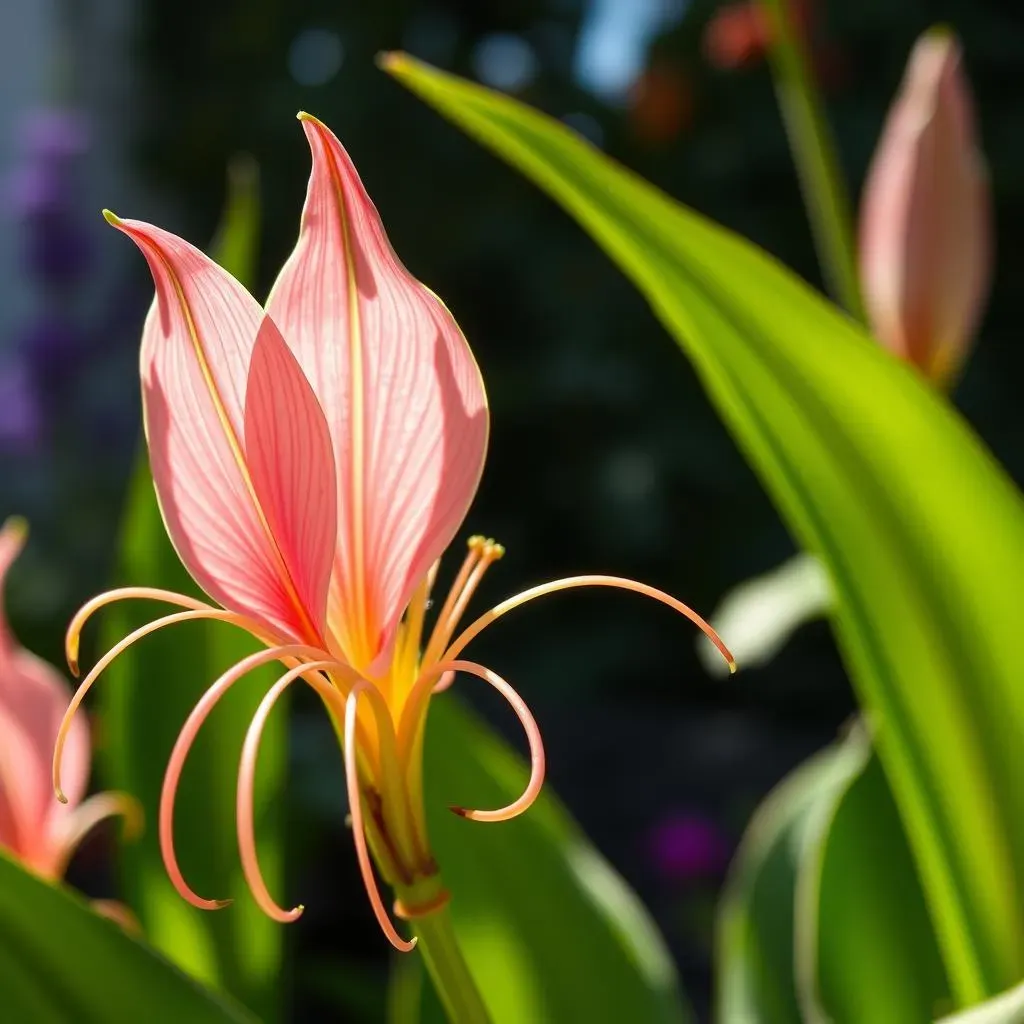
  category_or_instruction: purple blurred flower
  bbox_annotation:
[648,812,732,881]
[17,315,90,402]
[0,360,43,454]
[6,110,94,288]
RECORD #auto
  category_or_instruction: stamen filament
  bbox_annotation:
[422,538,504,674]
[54,608,256,801]
[66,587,216,675]
[397,659,545,823]
[238,659,342,922]
[345,681,417,952]
[420,538,483,669]
[160,643,327,911]
[444,575,736,671]
[334,671,430,875]
[51,791,143,878]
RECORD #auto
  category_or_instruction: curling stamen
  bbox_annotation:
[444,575,735,672]
[238,659,342,922]
[54,607,256,802]
[345,682,417,952]
[397,659,545,824]
[66,587,220,676]
[160,644,326,911]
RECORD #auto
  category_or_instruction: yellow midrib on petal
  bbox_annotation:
[321,136,372,668]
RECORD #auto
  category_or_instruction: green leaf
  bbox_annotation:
[802,734,951,1023]
[716,728,865,1023]
[698,552,831,675]
[382,55,1024,1006]
[96,160,286,1019]
[423,696,690,1023]
[719,726,950,1024]
[0,850,254,1024]
[935,983,1024,1024]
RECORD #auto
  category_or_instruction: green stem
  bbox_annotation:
[759,0,866,323]
[412,904,491,1023]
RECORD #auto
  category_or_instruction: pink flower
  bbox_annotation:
[859,29,992,386]
[56,114,734,950]
[0,518,134,880]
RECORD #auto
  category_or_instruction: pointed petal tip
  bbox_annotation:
[101,209,122,227]
[728,658,738,674]
[1,516,28,545]
[296,110,325,129]
[924,23,958,46]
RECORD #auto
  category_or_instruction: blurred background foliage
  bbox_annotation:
[0,0,1021,1019]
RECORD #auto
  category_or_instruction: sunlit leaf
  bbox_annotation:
[719,725,950,1023]
[697,553,831,675]
[797,736,951,1022]
[424,697,690,1023]
[716,727,864,1023]
[383,55,1024,1006]
[935,982,1024,1024]
[0,850,254,1023]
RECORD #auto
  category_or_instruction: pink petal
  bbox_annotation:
[266,115,488,672]
[111,216,329,645]
[0,522,88,876]
[858,30,991,383]
[244,318,337,650]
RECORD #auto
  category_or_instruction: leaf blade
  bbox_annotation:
[0,850,255,1024]
[383,54,1024,1004]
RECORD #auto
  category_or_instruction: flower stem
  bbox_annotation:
[411,903,491,1023]
[759,0,866,324]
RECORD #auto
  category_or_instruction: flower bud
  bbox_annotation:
[859,29,991,386]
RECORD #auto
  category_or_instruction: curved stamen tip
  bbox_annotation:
[55,787,69,805]
[449,805,470,818]
[66,638,80,678]
[276,904,305,924]
[727,657,738,674]
[208,899,234,911]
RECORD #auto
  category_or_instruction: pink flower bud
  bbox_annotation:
[859,29,991,385]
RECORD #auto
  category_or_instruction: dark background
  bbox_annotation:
[1,0,1021,1019]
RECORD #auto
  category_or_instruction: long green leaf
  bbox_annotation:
[423,696,690,1023]
[97,160,285,1019]
[716,728,865,1023]
[800,736,950,1022]
[382,55,1024,1006]
[936,984,1024,1024]
[0,851,254,1023]
[719,726,950,1024]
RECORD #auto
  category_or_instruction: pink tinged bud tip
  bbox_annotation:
[858,28,992,387]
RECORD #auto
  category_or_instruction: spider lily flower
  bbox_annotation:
[55,113,734,951]
[0,519,137,880]
[859,29,991,387]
